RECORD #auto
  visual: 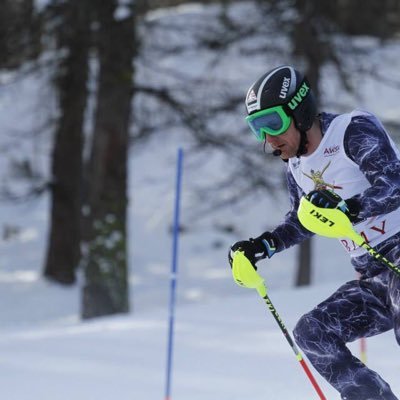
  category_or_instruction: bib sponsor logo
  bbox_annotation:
[292,159,301,169]
[324,145,340,157]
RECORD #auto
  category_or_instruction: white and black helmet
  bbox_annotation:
[245,65,317,132]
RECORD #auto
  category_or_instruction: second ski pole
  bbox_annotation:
[232,251,327,400]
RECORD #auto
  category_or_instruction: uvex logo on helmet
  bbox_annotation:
[287,81,310,110]
[279,77,291,99]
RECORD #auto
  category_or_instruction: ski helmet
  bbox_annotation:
[245,65,317,132]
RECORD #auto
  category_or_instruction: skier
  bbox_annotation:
[229,65,400,400]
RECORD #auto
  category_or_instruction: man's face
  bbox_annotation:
[266,120,300,159]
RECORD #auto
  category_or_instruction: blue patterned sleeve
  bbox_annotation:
[271,168,314,252]
[345,115,400,218]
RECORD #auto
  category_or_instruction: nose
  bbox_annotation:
[266,134,279,144]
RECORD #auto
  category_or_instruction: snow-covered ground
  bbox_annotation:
[1,2,400,399]
[1,280,399,400]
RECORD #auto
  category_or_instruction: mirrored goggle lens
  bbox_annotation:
[247,110,288,140]
[252,112,283,131]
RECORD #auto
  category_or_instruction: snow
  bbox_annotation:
[1,2,400,399]
[114,0,132,21]
[1,282,399,399]
[34,0,52,13]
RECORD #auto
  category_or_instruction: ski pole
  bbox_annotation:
[357,240,400,277]
[356,272,367,364]
[359,334,367,364]
[260,290,327,400]
[297,196,400,277]
[232,251,327,400]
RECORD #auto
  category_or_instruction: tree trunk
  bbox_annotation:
[296,238,312,286]
[44,0,90,284]
[82,0,135,318]
[292,0,324,286]
[0,0,40,69]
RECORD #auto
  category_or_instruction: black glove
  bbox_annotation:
[306,189,361,222]
[228,232,277,268]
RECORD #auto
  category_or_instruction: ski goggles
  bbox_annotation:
[245,106,292,141]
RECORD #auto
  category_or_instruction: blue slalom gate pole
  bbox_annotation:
[165,148,184,400]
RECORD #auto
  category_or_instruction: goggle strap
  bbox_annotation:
[281,103,293,116]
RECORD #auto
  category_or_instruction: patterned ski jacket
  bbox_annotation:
[271,110,400,277]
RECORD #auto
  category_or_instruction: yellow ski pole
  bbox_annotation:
[297,196,400,277]
[231,251,327,400]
